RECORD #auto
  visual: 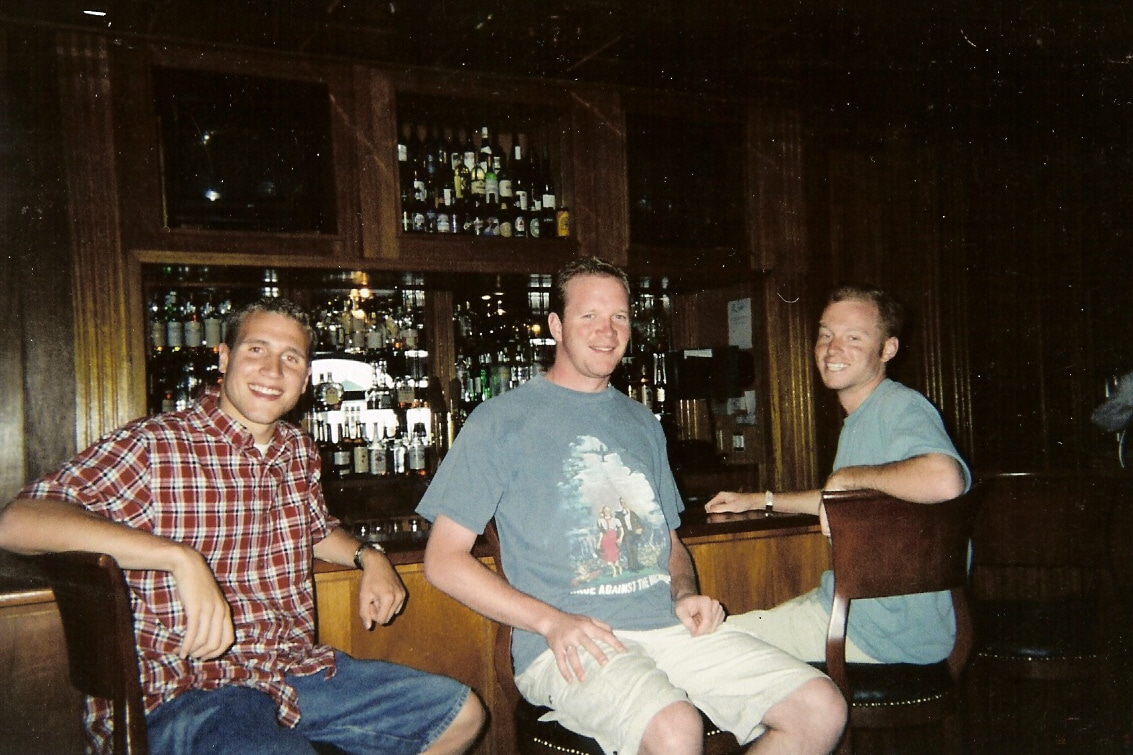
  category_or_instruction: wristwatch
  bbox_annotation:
[764,490,775,515]
[353,541,386,570]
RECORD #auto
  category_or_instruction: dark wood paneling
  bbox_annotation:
[1,27,78,497]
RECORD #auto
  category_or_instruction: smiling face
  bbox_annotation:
[217,311,311,444]
[545,273,631,393]
[814,298,899,414]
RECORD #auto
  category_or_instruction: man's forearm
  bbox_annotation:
[0,497,193,571]
[825,453,966,503]
[424,540,562,636]
[667,532,700,601]
[313,525,367,567]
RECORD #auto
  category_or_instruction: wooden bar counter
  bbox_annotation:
[0,510,827,755]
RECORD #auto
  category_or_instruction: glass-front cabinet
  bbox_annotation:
[139,262,698,543]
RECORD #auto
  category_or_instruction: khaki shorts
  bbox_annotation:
[514,622,827,755]
[727,589,880,663]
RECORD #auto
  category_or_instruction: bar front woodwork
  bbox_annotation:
[0,519,827,755]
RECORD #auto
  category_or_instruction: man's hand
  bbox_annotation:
[169,549,235,660]
[704,491,757,514]
[357,548,408,629]
[674,593,725,636]
[543,612,626,683]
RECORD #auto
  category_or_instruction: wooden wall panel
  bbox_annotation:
[823,138,975,471]
[569,86,628,265]
[1,28,81,496]
[747,107,826,491]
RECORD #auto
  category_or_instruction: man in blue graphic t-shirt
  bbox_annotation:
[419,257,846,755]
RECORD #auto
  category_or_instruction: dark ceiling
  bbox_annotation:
[4,1,1133,95]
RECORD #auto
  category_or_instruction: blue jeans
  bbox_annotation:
[146,652,470,755]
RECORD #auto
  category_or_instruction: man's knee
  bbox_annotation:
[639,700,703,755]
[451,693,487,739]
[765,677,847,749]
[424,692,486,754]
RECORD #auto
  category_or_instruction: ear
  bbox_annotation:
[548,312,563,343]
[218,344,230,374]
[880,336,899,363]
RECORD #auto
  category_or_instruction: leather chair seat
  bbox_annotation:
[810,661,954,708]
[973,597,1100,660]
[514,699,733,755]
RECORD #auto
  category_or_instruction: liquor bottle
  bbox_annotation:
[313,373,328,415]
[511,142,529,216]
[351,423,370,477]
[477,125,494,171]
[484,154,500,206]
[400,185,413,233]
[387,428,408,475]
[555,206,571,239]
[634,357,654,408]
[433,137,456,233]
[652,352,669,418]
[202,290,223,349]
[368,423,388,476]
[164,290,184,351]
[148,291,166,353]
[528,198,543,239]
[407,422,428,475]
[318,372,344,412]
[409,161,428,233]
[435,187,454,234]
[331,423,353,481]
[467,149,486,205]
[315,422,334,474]
[466,194,485,236]
[396,122,412,196]
[540,149,558,237]
[483,160,500,237]
[497,141,514,203]
[450,136,469,223]
[180,293,202,350]
[511,200,527,239]
[497,196,513,238]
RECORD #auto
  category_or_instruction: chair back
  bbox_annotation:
[822,489,978,687]
[35,551,148,755]
[966,471,1121,602]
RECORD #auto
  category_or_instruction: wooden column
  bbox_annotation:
[55,32,138,449]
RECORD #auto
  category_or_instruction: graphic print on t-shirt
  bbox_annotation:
[560,435,670,597]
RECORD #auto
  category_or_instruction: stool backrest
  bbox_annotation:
[822,489,978,684]
[35,551,148,755]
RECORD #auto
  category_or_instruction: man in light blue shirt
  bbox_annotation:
[707,283,970,664]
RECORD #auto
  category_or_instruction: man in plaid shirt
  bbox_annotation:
[0,297,485,755]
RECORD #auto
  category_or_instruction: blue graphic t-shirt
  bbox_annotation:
[417,374,683,673]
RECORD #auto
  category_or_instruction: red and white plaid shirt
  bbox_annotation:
[21,387,339,752]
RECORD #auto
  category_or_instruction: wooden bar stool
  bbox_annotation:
[965,472,1129,752]
[34,550,348,755]
[817,488,978,755]
[36,551,149,755]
